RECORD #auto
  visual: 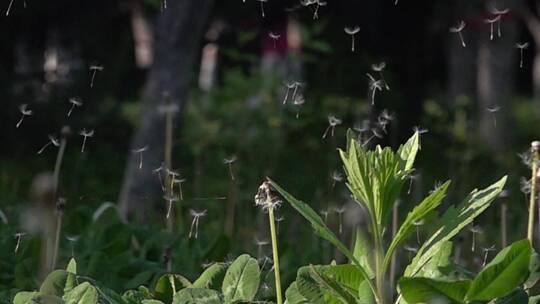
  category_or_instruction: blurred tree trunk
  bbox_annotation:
[477,1,519,152]
[119,0,214,220]
[521,2,540,114]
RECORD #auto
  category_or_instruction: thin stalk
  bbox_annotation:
[268,206,283,304]
[528,142,539,243]
[389,204,398,290]
[51,130,68,270]
[501,203,507,247]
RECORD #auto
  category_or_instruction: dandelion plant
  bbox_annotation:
[255,181,283,304]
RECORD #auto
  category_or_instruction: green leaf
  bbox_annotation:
[465,239,532,301]
[13,291,39,304]
[172,288,221,304]
[64,282,99,304]
[352,228,374,278]
[385,181,450,270]
[269,179,376,298]
[308,266,357,304]
[525,251,540,289]
[530,295,540,304]
[405,176,507,277]
[142,301,165,304]
[414,241,453,279]
[27,295,64,304]
[493,289,528,304]
[397,131,420,171]
[222,254,260,302]
[399,277,470,304]
[284,282,308,304]
[39,270,75,297]
[193,263,227,289]
[154,274,192,304]
[295,267,325,304]
[66,259,77,274]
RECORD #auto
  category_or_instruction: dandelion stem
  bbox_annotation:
[528,142,539,243]
[268,205,283,304]
[458,32,466,48]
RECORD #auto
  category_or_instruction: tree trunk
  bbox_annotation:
[477,2,518,153]
[119,0,214,220]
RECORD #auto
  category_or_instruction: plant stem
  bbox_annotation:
[268,206,283,304]
[528,141,539,243]
[390,204,398,290]
[51,213,63,270]
[501,202,507,247]
[165,101,174,233]
[51,130,68,271]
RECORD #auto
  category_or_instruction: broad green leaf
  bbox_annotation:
[172,288,221,304]
[295,267,325,304]
[40,270,75,297]
[27,295,64,304]
[530,295,540,304]
[222,254,260,302]
[352,228,374,277]
[405,176,507,277]
[466,239,532,301]
[399,277,470,304]
[385,181,450,270]
[13,291,38,304]
[414,241,453,279]
[64,282,99,304]
[308,266,357,304]
[154,274,192,304]
[493,289,528,304]
[269,179,375,297]
[123,286,153,304]
[284,282,308,304]
[193,263,227,289]
[142,301,165,304]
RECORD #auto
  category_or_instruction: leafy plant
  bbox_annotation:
[269,130,526,304]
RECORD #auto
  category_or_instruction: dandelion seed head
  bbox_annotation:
[486,106,501,113]
[484,16,501,24]
[372,62,386,72]
[69,97,83,106]
[516,42,530,49]
[79,129,94,137]
[89,65,104,71]
[223,155,237,164]
[132,145,148,153]
[269,32,281,40]
[449,20,466,33]
[344,26,360,35]
[189,209,208,218]
[19,103,33,115]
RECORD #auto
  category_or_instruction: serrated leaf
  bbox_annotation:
[466,239,531,301]
[397,131,420,171]
[404,176,507,277]
[308,265,357,304]
[385,181,450,269]
[221,254,260,302]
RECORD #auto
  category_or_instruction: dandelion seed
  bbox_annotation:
[484,16,501,41]
[256,0,268,18]
[344,26,361,52]
[132,145,148,169]
[469,225,483,252]
[259,255,273,271]
[65,235,80,257]
[291,81,302,101]
[481,245,496,267]
[172,176,186,200]
[189,209,207,239]
[331,171,343,188]
[282,82,296,104]
[407,171,420,194]
[449,20,467,48]
[89,64,104,88]
[16,104,33,128]
[320,209,330,223]
[223,155,237,181]
[255,237,269,258]
[362,128,384,147]
[372,62,390,90]
[334,206,346,234]
[521,176,532,194]
[412,219,425,244]
[66,97,83,117]
[275,215,284,234]
[490,7,509,38]
[516,42,529,69]
[79,129,94,153]
[163,194,179,218]
[269,32,281,49]
[404,244,418,253]
[378,110,394,133]
[367,73,384,106]
[292,95,306,119]
[153,164,166,191]
[322,115,342,139]
[254,181,281,212]
[486,106,501,127]
[14,232,26,254]
[5,0,25,16]
[161,0,167,11]
[37,135,60,154]
[301,0,326,19]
